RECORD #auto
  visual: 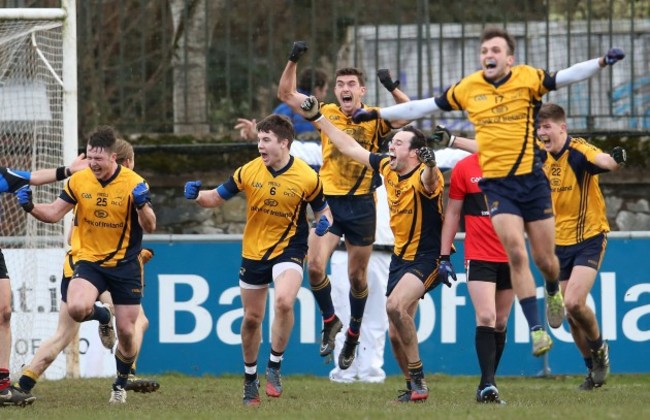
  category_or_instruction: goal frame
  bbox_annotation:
[0,0,78,378]
[0,1,77,217]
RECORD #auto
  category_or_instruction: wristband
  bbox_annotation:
[56,166,69,181]
[448,135,456,148]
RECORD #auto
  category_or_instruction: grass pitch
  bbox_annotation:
[2,373,649,419]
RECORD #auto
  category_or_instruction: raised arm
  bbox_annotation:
[277,41,310,112]
[593,146,626,171]
[416,147,441,194]
[300,97,371,168]
[29,153,88,186]
[352,96,440,124]
[376,68,411,128]
[555,48,625,89]
[431,125,478,153]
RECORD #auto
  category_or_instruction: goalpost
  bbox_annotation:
[0,0,77,380]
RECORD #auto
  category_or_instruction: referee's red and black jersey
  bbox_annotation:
[449,154,508,263]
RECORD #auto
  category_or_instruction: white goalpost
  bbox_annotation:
[0,0,77,380]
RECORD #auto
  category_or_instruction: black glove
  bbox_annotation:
[300,96,322,121]
[604,48,625,66]
[377,69,400,92]
[609,146,627,165]
[351,108,379,123]
[416,147,437,168]
[430,124,456,147]
[289,41,308,63]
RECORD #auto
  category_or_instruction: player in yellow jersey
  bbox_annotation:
[299,95,451,403]
[537,103,625,390]
[184,114,332,407]
[15,126,156,404]
[0,155,87,407]
[278,41,410,370]
[353,26,626,357]
[13,139,159,405]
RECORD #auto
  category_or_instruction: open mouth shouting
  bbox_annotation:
[538,134,552,148]
[484,59,497,70]
[340,93,354,107]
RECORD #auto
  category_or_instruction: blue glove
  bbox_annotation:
[15,185,34,212]
[184,180,202,200]
[604,48,625,65]
[438,255,457,288]
[132,182,150,209]
[314,215,330,237]
[351,108,379,124]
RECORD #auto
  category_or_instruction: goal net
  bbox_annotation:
[0,7,73,380]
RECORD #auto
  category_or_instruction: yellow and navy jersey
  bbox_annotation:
[319,103,392,196]
[221,155,326,261]
[62,166,147,267]
[542,137,610,246]
[62,250,74,279]
[368,153,445,260]
[437,65,556,178]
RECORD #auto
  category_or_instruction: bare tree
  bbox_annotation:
[169,0,221,134]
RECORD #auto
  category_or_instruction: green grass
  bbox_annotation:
[3,373,650,419]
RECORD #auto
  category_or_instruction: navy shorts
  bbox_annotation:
[73,259,143,305]
[239,250,305,287]
[386,253,440,297]
[0,250,8,278]
[466,260,512,290]
[557,233,607,280]
[326,194,376,246]
[479,168,553,222]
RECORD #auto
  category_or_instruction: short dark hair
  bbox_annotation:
[335,67,365,86]
[257,114,294,147]
[88,126,118,151]
[537,103,566,123]
[298,68,328,92]
[402,126,427,150]
[480,27,516,56]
